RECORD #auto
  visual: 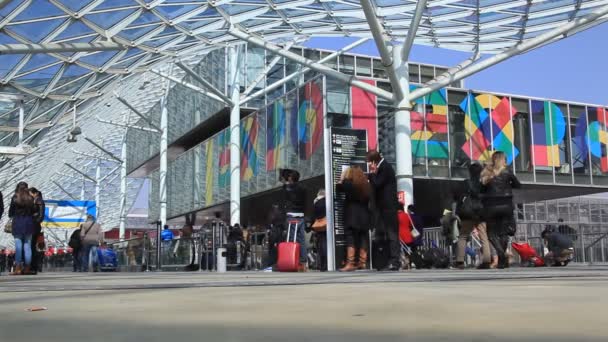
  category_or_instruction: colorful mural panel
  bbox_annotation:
[574,107,608,172]
[241,115,259,181]
[218,130,230,188]
[351,80,378,150]
[266,99,286,171]
[205,140,214,204]
[531,100,566,167]
[290,81,323,160]
[460,93,518,164]
[410,87,449,159]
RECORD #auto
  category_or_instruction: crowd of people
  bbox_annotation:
[0,180,104,275]
[267,149,576,272]
[1,182,46,275]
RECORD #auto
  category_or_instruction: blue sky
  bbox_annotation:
[305,22,608,106]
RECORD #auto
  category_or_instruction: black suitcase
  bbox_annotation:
[372,239,390,270]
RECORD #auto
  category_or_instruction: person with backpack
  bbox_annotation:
[29,187,45,274]
[68,228,82,272]
[8,182,36,275]
[480,151,521,269]
[79,215,102,272]
[454,163,491,270]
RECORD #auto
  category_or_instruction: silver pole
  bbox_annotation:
[95,160,101,220]
[18,101,23,144]
[119,134,128,240]
[322,76,336,271]
[229,45,241,226]
[0,42,126,54]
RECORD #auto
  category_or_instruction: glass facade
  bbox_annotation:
[127,46,608,221]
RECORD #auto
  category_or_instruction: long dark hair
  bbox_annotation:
[14,181,33,206]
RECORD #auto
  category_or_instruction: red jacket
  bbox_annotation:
[398,210,414,245]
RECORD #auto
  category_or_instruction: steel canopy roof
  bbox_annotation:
[0,0,606,247]
[0,0,607,137]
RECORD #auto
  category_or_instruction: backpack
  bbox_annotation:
[68,229,81,250]
[456,179,483,220]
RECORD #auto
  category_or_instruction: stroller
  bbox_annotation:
[511,242,545,267]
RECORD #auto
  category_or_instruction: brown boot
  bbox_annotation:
[357,248,368,270]
[10,264,22,276]
[23,266,31,275]
[340,247,357,272]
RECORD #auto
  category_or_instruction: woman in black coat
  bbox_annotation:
[29,187,45,274]
[336,166,372,271]
[480,151,521,269]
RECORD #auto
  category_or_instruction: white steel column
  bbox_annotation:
[322,76,335,271]
[17,101,23,144]
[391,45,414,205]
[229,45,241,226]
[119,133,128,240]
[159,83,169,227]
[360,0,417,204]
[95,160,101,220]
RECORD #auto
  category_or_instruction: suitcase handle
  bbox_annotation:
[286,221,299,243]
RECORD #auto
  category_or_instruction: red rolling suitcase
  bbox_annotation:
[276,221,300,272]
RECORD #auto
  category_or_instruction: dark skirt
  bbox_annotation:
[12,215,34,237]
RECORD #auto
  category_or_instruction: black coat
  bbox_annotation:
[282,183,306,213]
[336,180,371,231]
[482,169,521,208]
[369,159,398,212]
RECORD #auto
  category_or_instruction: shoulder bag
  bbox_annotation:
[3,220,12,234]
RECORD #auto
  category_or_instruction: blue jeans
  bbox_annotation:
[287,216,307,264]
[14,234,32,266]
[80,244,98,272]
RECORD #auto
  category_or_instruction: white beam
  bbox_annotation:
[83,136,123,163]
[71,148,117,163]
[401,0,427,61]
[0,145,33,156]
[150,69,227,104]
[52,180,79,201]
[0,42,126,55]
[229,27,394,102]
[243,39,300,96]
[240,37,369,105]
[358,0,401,97]
[409,4,608,102]
[175,61,233,105]
[96,116,159,133]
[64,163,97,183]
[114,94,162,131]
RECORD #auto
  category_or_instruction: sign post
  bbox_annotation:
[329,127,368,268]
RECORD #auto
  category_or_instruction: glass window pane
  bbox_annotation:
[512,97,533,182]
[448,90,468,178]
[570,104,592,185]
[355,57,371,77]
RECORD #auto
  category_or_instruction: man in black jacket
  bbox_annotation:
[367,150,400,271]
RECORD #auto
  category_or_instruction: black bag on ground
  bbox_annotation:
[422,248,450,269]
[372,239,390,270]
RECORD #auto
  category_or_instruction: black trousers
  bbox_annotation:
[345,227,369,251]
[313,232,327,271]
[487,214,514,267]
[376,209,400,266]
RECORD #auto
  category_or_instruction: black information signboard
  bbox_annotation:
[330,127,368,267]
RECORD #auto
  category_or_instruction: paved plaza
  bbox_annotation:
[1,267,607,341]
